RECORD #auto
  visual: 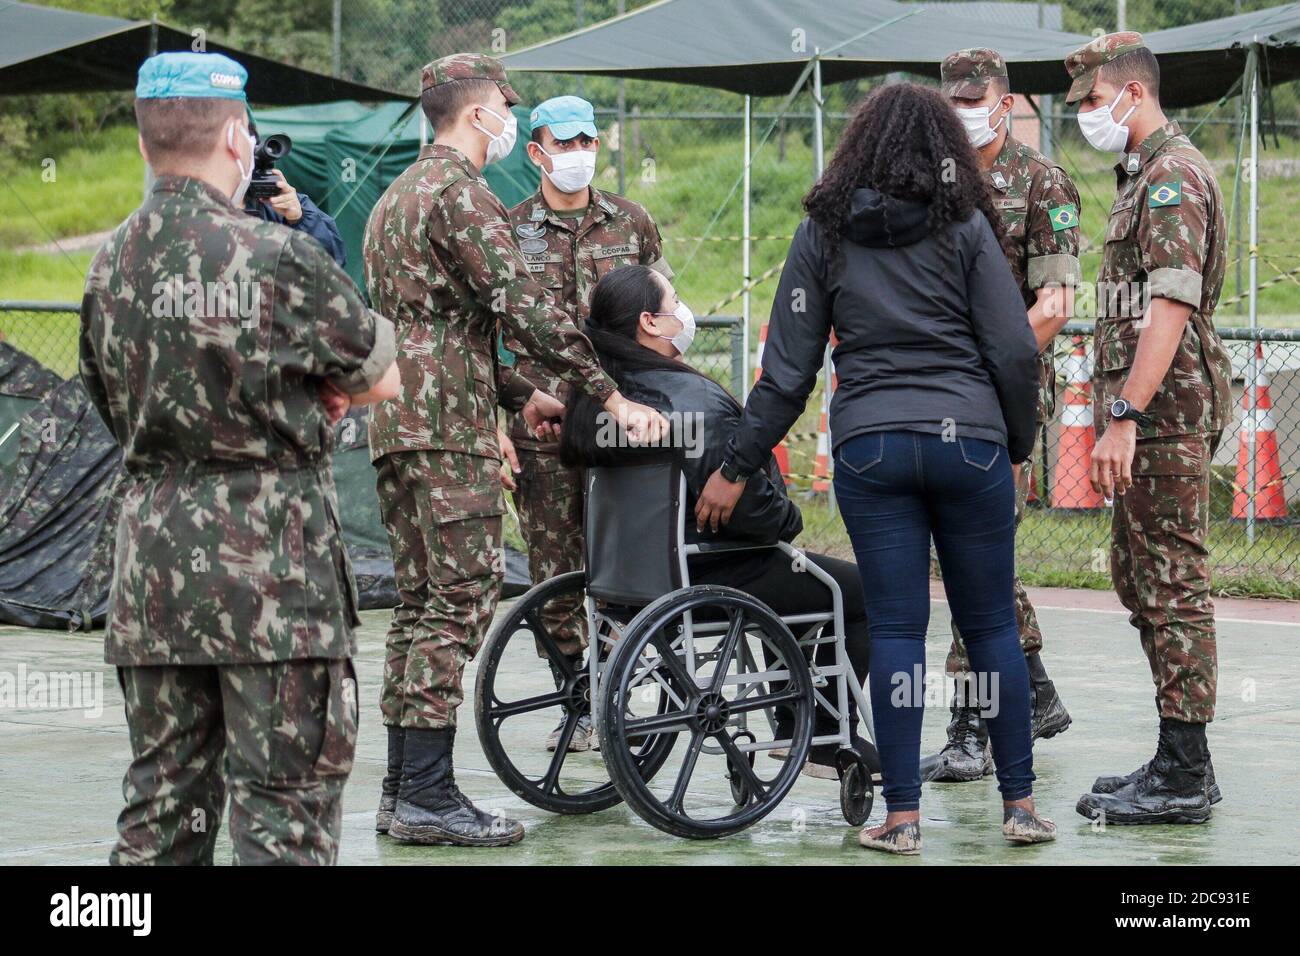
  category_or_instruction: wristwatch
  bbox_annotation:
[1109,398,1153,429]
[719,459,748,484]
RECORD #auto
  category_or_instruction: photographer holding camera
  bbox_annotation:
[244,122,348,267]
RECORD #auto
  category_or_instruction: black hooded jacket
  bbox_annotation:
[726,188,1039,475]
[618,366,803,548]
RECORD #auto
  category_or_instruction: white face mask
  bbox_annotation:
[955,104,1007,149]
[473,105,518,165]
[538,147,596,193]
[1077,89,1137,153]
[228,121,256,205]
[654,302,696,356]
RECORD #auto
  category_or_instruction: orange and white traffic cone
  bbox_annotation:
[752,323,791,477]
[1233,341,1287,521]
[812,410,831,492]
[1052,336,1103,510]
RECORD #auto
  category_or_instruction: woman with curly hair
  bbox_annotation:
[695,81,1053,853]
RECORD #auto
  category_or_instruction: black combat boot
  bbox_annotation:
[1026,653,1072,741]
[919,688,992,782]
[1076,718,1212,825]
[375,725,405,833]
[1091,739,1222,805]
[388,727,525,847]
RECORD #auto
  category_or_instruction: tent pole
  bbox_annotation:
[1247,43,1260,544]
[742,94,752,399]
[813,52,834,510]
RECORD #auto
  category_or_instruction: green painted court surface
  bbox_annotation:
[2,587,1296,865]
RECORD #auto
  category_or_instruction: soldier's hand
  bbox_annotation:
[604,394,669,446]
[695,468,746,533]
[1090,421,1136,499]
[498,427,521,492]
[523,389,565,441]
[317,379,349,424]
[264,170,302,224]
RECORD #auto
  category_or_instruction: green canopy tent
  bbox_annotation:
[254,101,541,289]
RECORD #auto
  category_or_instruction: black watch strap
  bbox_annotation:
[719,459,747,483]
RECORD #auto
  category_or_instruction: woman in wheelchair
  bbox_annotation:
[558,264,876,779]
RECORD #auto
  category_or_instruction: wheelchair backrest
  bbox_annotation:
[584,456,684,606]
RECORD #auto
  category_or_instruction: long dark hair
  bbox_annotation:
[802,81,1010,259]
[559,265,713,468]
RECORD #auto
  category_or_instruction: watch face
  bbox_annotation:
[1111,399,1129,417]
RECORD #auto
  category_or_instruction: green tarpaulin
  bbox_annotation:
[255,101,541,289]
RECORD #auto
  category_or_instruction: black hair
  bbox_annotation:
[558,265,714,468]
[803,81,1011,260]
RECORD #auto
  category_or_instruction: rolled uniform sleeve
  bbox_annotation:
[275,231,396,394]
[1025,166,1083,290]
[1138,163,1209,309]
[436,178,617,403]
[497,362,540,413]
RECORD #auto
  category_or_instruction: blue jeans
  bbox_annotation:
[834,430,1033,812]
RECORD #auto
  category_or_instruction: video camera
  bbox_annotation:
[246,125,293,201]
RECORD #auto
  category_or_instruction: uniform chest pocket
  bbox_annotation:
[524,253,564,289]
[1105,198,1138,244]
[996,197,1028,239]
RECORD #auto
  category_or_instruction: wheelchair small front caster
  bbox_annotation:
[836,749,874,826]
[726,730,757,806]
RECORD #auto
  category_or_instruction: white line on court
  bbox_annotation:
[929,597,1299,627]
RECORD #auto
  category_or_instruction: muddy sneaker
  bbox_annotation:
[802,735,881,781]
[1002,805,1057,844]
[545,712,596,752]
[859,819,922,855]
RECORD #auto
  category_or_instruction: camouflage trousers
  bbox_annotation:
[946,439,1044,673]
[512,447,587,659]
[376,450,505,730]
[111,658,358,866]
[1111,438,1219,723]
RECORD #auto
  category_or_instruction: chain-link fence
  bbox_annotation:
[6,302,1298,595]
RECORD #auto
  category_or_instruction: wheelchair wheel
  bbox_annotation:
[599,585,815,839]
[838,752,875,827]
[475,572,675,815]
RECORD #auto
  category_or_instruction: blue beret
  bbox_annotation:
[530,95,597,140]
[136,52,248,101]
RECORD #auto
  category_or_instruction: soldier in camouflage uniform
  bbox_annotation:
[1063,35,1232,825]
[923,49,1081,782]
[81,53,398,865]
[506,95,674,753]
[363,54,664,847]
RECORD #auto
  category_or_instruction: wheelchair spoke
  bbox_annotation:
[666,730,706,813]
[540,712,580,795]
[726,687,803,716]
[716,731,767,801]
[525,609,576,679]
[488,690,569,721]
[624,709,693,737]
[709,609,746,695]
[649,628,698,696]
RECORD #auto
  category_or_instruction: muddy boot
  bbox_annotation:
[389,727,525,847]
[1092,743,1222,806]
[1027,653,1071,742]
[375,725,405,833]
[1076,718,1212,825]
[920,696,992,783]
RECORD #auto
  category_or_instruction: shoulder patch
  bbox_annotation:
[1148,181,1182,208]
[1048,203,1079,231]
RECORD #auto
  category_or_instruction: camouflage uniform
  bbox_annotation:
[1067,36,1233,723]
[941,49,1083,674]
[505,185,671,656]
[364,55,617,731]
[81,169,394,863]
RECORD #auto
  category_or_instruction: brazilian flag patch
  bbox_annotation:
[1148,181,1182,207]
[1048,203,1079,232]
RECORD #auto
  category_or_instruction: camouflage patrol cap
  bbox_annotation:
[420,53,520,104]
[941,48,1008,99]
[1065,32,1146,104]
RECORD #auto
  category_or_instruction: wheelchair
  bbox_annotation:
[474,454,875,839]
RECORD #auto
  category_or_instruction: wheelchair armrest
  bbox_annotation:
[684,541,782,555]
